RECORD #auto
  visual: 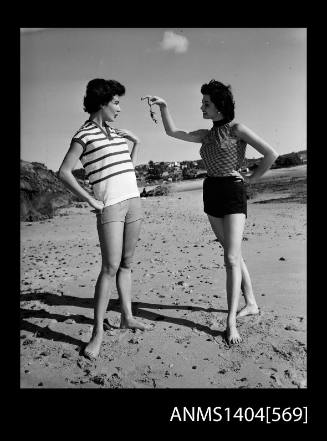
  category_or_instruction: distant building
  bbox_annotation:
[167,161,180,168]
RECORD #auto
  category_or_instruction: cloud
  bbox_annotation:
[20,28,47,33]
[160,31,189,53]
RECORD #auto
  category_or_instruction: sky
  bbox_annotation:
[20,28,306,172]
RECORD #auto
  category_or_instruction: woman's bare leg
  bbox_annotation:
[237,260,259,317]
[222,213,245,343]
[84,221,124,359]
[207,215,258,317]
[116,219,151,330]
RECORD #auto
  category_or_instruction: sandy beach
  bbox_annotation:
[20,166,306,389]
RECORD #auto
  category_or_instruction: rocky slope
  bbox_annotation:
[20,160,88,221]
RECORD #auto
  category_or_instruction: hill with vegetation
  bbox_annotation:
[134,150,307,185]
[21,149,306,221]
[20,161,89,221]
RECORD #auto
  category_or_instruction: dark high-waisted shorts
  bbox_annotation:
[203,176,247,218]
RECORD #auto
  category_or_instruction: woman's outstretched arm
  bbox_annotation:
[144,95,207,144]
[234,123,279,182]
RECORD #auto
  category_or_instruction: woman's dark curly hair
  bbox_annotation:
[200,80,235,124]
[83,78,126,114]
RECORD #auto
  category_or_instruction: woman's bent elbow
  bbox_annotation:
[271,149,279,160]
[58,168,68,182]
[267,151,278,163]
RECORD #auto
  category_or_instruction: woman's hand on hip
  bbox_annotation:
[88,197,105,212]
[240,172,256,184]
[115,128,140,144]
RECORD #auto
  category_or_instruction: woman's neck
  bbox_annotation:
[213,118,227,127]
[89,112,105,127]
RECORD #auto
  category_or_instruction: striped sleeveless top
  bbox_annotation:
[71,120,139,207]
[200,123,247,177]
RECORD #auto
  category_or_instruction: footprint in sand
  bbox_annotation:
[258,365,284,386]
[284,369,307,388]
[285,324,300,331]
[258,366,278,376]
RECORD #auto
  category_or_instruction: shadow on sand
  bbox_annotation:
[20,291,227,346]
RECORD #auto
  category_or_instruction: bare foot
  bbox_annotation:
[237,304,259,318]
[83,329,103,360]
[225,324,242,345]
[120,316,152,331]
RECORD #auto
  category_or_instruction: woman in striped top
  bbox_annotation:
[146,80,278,344]
[59,79,151,360]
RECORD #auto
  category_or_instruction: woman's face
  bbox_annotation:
[201,94,221,121]
[101,95,121,122]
